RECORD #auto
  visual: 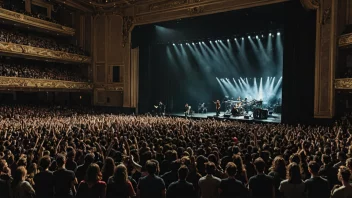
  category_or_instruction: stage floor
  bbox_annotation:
[167,111,281,123]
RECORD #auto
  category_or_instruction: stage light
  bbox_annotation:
[242,37,244,40]
[172,43,175,45]
[199,42,201,44]
[227,39,229,42]
[234,38,237,40]
[248,36,250,39]
[210,41,212,43]
[262,35,264,38]
[256,36,258,39]
[277,32,280,35]
[269,33,272,36]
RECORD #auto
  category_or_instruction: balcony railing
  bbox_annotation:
[0,76,93,91]
[0,41,91,63]
[0,7,75,36]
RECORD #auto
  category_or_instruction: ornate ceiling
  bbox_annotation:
[52,0,142,12]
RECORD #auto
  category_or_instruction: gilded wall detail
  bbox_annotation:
[335,78,352,89]
[0,77,93,90]
[134,0,289,25]
[0,8,75,36]
[188,6,204,15]
[149,0,187,11]
[122,16,134,47]
[94,83,124,91]
[339,33,352,47]
[0,42,91,63]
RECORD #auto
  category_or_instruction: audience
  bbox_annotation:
[0,105,351,198]
[305,161,330,198]
[0,29,87,56]
[198,162,221,198]
[76,163,106,198]
[331,166,352,198]
[166,165,196,198]
[0,3,69,27]
[0,58,88,82]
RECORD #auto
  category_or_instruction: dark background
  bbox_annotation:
[133,1,316,124]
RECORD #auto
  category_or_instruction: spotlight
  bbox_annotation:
[199,42,201,44]
[192,42,194,45]
[262,35,264,38]
[172,43,175,45]
[242,37,244,40]
[269,33,272,36]
[234,38,237,40]
[256,36,258,39]
[248,36,250,39]
[277,32,281,35]
[227,39,229,42]
[210,41,212,43]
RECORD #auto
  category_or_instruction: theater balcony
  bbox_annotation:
[0,76,93,92]
[0,7,75,36]
[337,25,352,90]
[0,42,91,64]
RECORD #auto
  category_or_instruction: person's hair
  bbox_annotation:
[85,163,102,184]
[233,154,245,172]
[145,160,157,175]
[11,166,27,188]
[39,155,51,170]
[84,153,95,164]
[178,165,189,180]
[254,157,266,173]
[205,162,216,175]
[308,161,320,174]
[322,154,331,164]
[56,154,66,167]
[287,163,302,184]
[113,164,128,183]
[0,159,7,172]
[270,156,286,179]
[346,158,352,170]
[225,162,237,177]
[338,166,351,183]
[102,157,115,180]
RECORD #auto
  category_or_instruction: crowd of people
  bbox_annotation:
[0,58,88,82]
[0,29,87,56]
[0,3,70,27]
[0,105,351,198]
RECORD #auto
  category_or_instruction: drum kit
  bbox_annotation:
[225,99,263,116]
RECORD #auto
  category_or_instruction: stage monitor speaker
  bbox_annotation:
[223,114,231,118]
[244,115,249,119]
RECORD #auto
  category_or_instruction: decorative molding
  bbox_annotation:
[335,78,352,90]
[339,33,352,47]
[0,41,91,63]
[133,0,290,25]
[188,6,204,15]
[0,77,93,90]
[94,83,124,91]
[322,7,331,25]
[300,0,320,10]
[149,0,187,11]
[0,8,75,36]
[122,16,134,48]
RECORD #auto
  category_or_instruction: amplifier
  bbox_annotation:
[253,108,268,119]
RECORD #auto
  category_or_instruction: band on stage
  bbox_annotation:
[154,96,281,119]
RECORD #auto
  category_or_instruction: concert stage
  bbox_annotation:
[167,111,281,124]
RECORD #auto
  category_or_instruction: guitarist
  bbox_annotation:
[213,100,221,116]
